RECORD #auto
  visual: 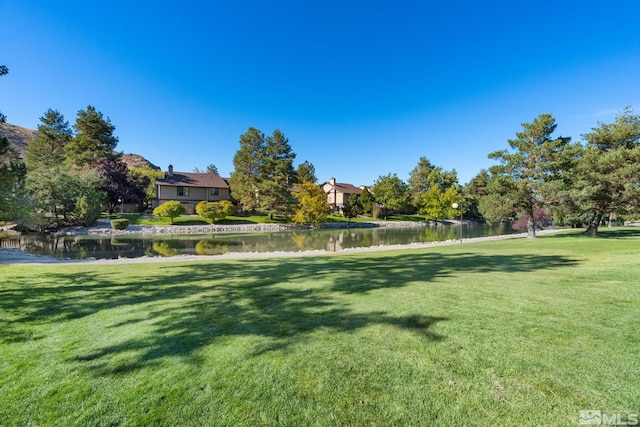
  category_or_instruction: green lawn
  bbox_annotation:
[1,229,638,425]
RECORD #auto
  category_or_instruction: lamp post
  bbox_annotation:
[117,196,124,214]
[452,202,462,243]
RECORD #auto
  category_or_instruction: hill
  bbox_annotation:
[0,122,159,170]
[0,122,37,158]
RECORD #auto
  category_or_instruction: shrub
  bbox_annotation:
[153,200,186,224]
[196,200,235,223]
[111,219,130,230]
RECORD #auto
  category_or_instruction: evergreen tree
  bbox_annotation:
[408,156,436,208]
[294,160,317,184]
[66,105,119,168]
[487,114,579,238]
[258,129,296,218]
[229,127,265,212]
[574,107,640,233]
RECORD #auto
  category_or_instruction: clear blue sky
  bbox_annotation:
[2,1,639,185]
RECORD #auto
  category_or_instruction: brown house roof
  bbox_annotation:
[156,172,230,188]
[323,181,363,195]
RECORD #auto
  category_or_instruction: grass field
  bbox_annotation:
[1,229,638,425]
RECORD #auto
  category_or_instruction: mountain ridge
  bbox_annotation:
[0,122,160,170]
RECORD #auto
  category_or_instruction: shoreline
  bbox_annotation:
[0,228,566,266]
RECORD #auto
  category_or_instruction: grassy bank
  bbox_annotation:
[1,229,638,425]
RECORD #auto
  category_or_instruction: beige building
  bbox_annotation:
[321,177,363,210]
[155,165,230,214]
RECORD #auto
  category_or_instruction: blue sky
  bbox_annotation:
[2,1,639,185]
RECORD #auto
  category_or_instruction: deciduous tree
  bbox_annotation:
[372,173,409,218]
[196,200,235,223]
[292,182,330,225]
[153,200,186,224]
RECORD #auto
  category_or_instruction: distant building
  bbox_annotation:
[155,165,230,214]
[321,177,363,210]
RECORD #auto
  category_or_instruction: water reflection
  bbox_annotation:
[0,223,518,260]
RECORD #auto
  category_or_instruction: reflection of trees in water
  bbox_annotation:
[5,223,520,259]
[152,240,186,257]
[195,240,229,256]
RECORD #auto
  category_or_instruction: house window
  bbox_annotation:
[210,188,219,196]
[177,187,189,196]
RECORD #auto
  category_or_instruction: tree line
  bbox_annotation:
[2,64,639,233]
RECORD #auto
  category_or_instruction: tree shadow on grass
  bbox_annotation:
[0,250,579,375]
[548,228,640,240]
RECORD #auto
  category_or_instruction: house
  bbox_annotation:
[155,165,231,214]
[321,177,363,210]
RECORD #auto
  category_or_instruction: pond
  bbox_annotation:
[0,223,519,260]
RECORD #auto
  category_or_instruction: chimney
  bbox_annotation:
[330,177,336,186]
[168,164,174,177]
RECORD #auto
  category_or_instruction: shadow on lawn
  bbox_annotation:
[0,251,579,375]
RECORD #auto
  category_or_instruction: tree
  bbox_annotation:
[129,166,165,209]
[24,110,76,222]
[66,105,119,168]
[96,158,148,213]
[292,182,331,225]
[193,164,219,174]
[342,195,363,222]
[419,185,461,222]
[294,160,317,184]
[463,169,490,220]
[153,200,186,224]
[372,173,409,218]
[0,65,26,221]
[574,107,640,234]
[408,157,436,208]
[229,127,265,212]
[408,157,459,212]
[258,129,297,218]
[358,187,374,215]
[196,200,235,223]
[487,114,578,238]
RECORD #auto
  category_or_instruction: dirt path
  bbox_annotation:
[0,229,566,266]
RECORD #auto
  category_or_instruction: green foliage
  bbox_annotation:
[65,105,118,168]
[574,107,640,234]
[293,182,331,225]
[110,218,130,230]
[419,185,461,222]
[195,200,235,223]
[294,160,317,184]
[229,127,265,212]
[129,166,165,207]
[487,113,579,237]
[257,129,297,217]
[341,195,363,221]
[372,173,410,217]
[407,157,459,211]
[358,187,374,215]
[463,169,490,220]
[153,200,186,224]
[74,190,103,226]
